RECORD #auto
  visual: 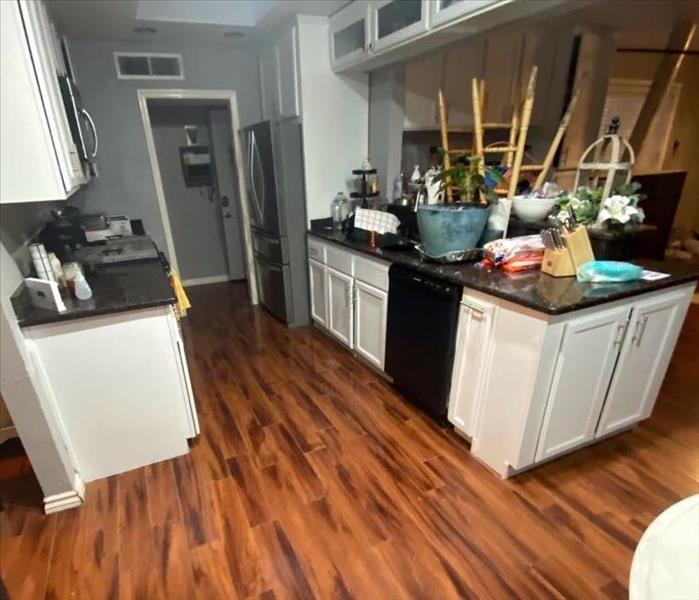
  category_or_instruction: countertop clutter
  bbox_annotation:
[308,222,699,315]
[12,258,175,328]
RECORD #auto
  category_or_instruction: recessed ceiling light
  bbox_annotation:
[223,31,244,38]
[134,26,157,35]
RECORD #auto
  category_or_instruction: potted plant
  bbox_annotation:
[417,155,504,257]
[555,181,644,229]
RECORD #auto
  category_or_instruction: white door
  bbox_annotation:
[370,0,429,54]
[535,305,631,462]
[329,1,371,70]
[210,109,245,280]
[259,45,280,120]
[309,259,328,327]
[277,26,299,118]
[448,296,495,439]
[596,289,691,436]
[354,280,388,369]
[326,266,354,348]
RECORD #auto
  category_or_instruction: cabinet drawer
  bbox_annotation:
[307,237,326,263]
[354,255,389,291]
[326,244,353,275]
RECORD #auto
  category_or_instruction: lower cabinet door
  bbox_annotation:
[326,266,353,348]
[448,297,495,439]
[354,279,387,369]
[309,258,328,327]
[535,305,631,462]
[596,289,690,436]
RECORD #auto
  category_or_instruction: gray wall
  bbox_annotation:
[68,39,262,259]
[150,105,228,281]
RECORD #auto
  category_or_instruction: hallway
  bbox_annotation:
[1,282,698,599]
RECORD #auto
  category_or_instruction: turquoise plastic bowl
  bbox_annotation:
[417,204,490,256]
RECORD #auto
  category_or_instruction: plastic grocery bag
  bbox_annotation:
[576,261,643,283]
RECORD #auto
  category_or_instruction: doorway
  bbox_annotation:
[138,90,258,303]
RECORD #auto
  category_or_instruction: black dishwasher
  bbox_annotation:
[385,265,462,424]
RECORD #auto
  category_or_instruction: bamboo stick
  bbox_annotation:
[534,73,586,190]
[437,88,452,202]
[471,78,485,177]
[508,66,538,197]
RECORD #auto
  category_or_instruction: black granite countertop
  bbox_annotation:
[308,224,699,316]
[13,258,176,328]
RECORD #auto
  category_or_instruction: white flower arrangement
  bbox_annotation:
[596,194,645,225]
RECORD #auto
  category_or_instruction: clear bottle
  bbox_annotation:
[74,270,93,300]
[331,191,348,231]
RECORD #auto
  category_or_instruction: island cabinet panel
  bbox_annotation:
[448,294,496,439]
[24,306,194,482]
[597,288,692,437]
[309,258,328,327]
[327,266,354,348]
[534,305,631,462]
[354,280,388,369]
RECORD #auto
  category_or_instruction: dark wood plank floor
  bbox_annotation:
[2,282,698,599]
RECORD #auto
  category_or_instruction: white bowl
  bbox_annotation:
[512,196,557,223]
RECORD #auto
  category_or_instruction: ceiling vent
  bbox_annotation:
[114,52,184,80]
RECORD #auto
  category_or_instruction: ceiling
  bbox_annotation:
[47,0,351,45]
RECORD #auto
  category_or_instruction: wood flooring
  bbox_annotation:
[1,282,698,599]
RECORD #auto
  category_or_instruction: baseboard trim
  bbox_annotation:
[43,473,85,514]
[182,274,231,287]
[0,426,18,445]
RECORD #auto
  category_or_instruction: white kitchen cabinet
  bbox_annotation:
[354,280,388,369]
[258,24,300,121]
[535,305,631,462]
[448,293,495,439]
[24,306,198,482]
[597,289,691,437]
[329,1,371,70]
[259,45,280,121]
[1,0,84,203]
[326,266,354,348]
[403,52,443,130]
[277,26,300,118]
[309,258,328,327]
[371,0,429,54]
[429,0,506,29]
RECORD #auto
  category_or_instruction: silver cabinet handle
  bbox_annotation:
[81,108,98,159]
[636,314,649,347]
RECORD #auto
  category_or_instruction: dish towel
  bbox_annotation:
[169,270,191,319]
[354,208,400,234]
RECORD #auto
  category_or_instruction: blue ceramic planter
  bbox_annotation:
[417,203,490,256]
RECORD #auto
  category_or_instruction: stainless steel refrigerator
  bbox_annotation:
[243,120,310,327]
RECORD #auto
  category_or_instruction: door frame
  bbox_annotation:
[137,88,258,304]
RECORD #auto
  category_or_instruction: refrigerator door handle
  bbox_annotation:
[251,131,266,223]
[247,131,262,225]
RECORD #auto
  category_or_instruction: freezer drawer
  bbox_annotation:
[254,253,293,323]
[252,228,289,264]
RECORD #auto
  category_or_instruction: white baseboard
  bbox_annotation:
[0,426,18,445]
[43,473,85,514]
[182,274,230,287]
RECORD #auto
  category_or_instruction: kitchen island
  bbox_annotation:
[11,258,198,483]
[307,222,699,477]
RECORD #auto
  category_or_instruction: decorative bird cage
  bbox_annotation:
[574,134,635,201]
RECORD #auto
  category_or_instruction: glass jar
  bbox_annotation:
[331,191,349,231]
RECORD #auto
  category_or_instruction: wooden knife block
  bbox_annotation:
[541,226,595,278]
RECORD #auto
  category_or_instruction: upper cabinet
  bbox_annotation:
[1,0,86,204]
[329,1,371,70]
[329,0,573,73]
[429,0,504,29]
[371,0,429,53]
[258,24,300,121]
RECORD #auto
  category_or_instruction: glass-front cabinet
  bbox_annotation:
[371,0,429,52]
[329,2,371,69]
[429,0,505,29]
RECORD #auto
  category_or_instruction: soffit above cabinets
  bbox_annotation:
[47,0,351,45]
